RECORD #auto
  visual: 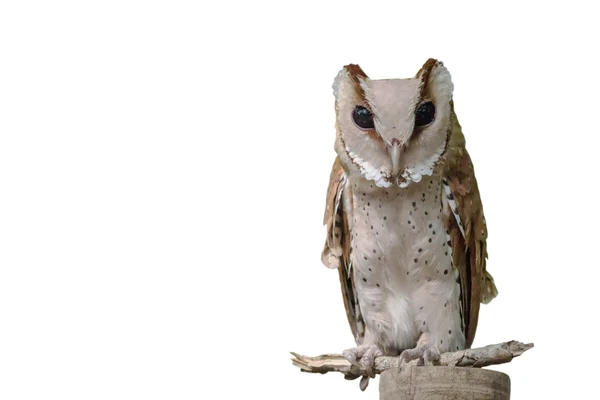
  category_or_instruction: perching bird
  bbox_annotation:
[321,59,498,390]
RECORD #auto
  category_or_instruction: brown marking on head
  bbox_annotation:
[415,58,441,100]
[408,58,446,146]
[342,64,383,144]
[344,64,368,98]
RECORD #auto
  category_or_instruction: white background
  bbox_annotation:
[1,1,598,399]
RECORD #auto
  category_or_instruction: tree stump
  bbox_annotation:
[379,366,510,400]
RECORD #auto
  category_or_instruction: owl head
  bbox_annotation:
[332,58,455,188]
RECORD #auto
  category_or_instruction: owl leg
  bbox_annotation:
[342,344,383,377]
[399,332,440,366]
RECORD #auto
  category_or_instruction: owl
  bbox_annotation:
[321,58,498,388]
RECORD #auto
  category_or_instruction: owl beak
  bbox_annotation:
[390,140,402,176]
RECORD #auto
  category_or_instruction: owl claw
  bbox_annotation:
[342,344,383,378]
[342,349,359,366]
[399,344,440,367]
[359,375,370,391]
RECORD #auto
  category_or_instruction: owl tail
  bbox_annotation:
[481,270,498,304]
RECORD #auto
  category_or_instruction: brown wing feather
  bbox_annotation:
[321,157,364,344]
[442,104,498,348]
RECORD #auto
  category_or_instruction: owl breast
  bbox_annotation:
[346,173,465,354]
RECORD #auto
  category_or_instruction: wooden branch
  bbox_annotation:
[291,341,533,380]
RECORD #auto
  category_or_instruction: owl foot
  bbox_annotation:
[342,344,383,378]
[399,344,440,366]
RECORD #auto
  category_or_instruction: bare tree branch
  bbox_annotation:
[291,341,533,380]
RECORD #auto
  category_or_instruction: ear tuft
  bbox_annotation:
[416,58,453,99]
[416,58,440,78]
[332,64,369,98]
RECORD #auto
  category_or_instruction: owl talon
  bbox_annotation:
[399,344,440,366]
[342,344,382,377]
[359,375,370,391]
[362,346,382,377]
[342,349,361,367]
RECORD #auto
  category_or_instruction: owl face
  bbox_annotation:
[332,59,454,188]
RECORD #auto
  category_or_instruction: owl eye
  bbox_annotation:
[414,102,436,127]
[352,106,374,129]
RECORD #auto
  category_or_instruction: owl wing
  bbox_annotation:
[321,157,365,344]
[442,105,498,348]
